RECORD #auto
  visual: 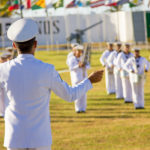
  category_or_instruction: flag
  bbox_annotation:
[22,0,31,9]
[53,0,64,9]
[129,0,143,7]
[26,0,31,8]
[46,0,58,8]
[8,0,19,11]
[105,0,118,6]
[117,0,129,5]
[32,0,46,10]
[66,0,76,8]
[129,2,137,7]
[130,0,143,5]
[66,0,83,8]
[90,0,105,8]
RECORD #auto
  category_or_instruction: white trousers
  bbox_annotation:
[114,72,123,99]
[0,90,5,117]
[130,78,145,108]
[121,77,132,102]
[75,94,87,112]
[7,146,51,150]
[105,68,115,94]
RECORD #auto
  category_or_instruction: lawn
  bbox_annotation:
[0,49,150,150]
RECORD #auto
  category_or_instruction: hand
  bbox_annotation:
[88,70,104,83]
[79,62,85,68]
[131,70,135,73]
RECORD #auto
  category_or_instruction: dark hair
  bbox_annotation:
[15,37,36,53]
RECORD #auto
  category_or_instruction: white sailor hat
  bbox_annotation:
[124,43,131,46]
[74,45,84,51]
[132,48,141,51]
[1,52,12,59]
[71,43,79,48]
[115,42,122,45]
[107,42,114,45]
[7,18,38,42]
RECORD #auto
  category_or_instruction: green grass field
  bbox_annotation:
[0,50,150,150]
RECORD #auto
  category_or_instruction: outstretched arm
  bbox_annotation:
[51,67,103,102]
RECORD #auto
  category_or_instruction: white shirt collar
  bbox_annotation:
[18,54,34,58]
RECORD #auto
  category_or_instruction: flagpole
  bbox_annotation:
[19,0,23,18]
[45,7,50,51]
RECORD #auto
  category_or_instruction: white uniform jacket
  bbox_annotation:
[100,50,114,68]
[0,54,92,148]
[107,50,122,73]
[117,52,134,77]
[66,52,73,66]
[67,55,90,85]
[123,56,150,79]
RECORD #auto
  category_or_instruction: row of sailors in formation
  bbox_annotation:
[100,42,150,109]
[66,42,150,113]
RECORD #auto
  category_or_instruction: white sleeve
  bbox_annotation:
[67,57,79,71]
[107,52,114,68]
[100,51,107,66]
[144,59,150,71]
[116,53,122,70]
[50,67,93,102]
[0,86,5,117]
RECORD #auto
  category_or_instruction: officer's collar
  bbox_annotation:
[18,54,34,58]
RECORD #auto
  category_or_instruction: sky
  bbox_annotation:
[13,0,150,18]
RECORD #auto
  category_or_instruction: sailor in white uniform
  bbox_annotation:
[1,18,103,150]
[100,42,115,94]
[107,42,123,99]
[117,43,134,103]
[66,43,79,66]
[124,48,149,109]
[0,52,12,117]
[67,45,90,113]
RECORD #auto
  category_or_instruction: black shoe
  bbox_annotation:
[80,111,86,113]
[135,107,144,109]
[116,97,123,100]
[76,111,81,113]
[124,101,133,103]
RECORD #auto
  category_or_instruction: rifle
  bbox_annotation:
[81,43,91,77]
[82,43,91,65]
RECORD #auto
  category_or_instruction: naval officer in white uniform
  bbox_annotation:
[66,43,79,67]
[124,48,149,109]
[100,42,115,94]
[67,45,90,113]
[117,43,134,103]
[107,42,123,99]
[0,18,103,150]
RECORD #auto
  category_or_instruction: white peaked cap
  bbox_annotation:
[115,41,122,45]
[7,18,38,42]
[1,52,12,58]
[71,43,79,48]
[74,45,84,51]
[107,42,114,45]
[124,43,131,46]
[132,47,141,51]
